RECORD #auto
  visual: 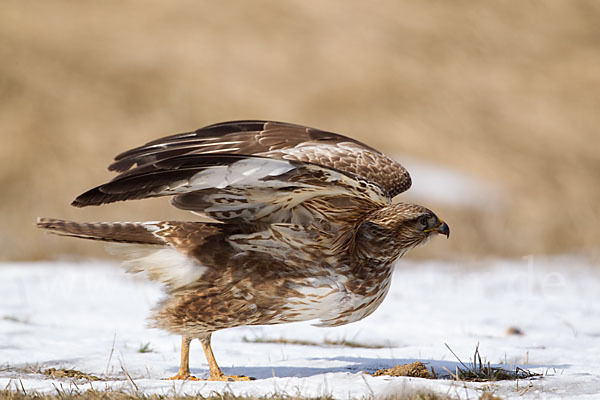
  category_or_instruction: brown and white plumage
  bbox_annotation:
[37,120,449,381]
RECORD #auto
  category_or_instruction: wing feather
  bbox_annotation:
[73,121,411,232]
[73,154,388,226]
[108,120,411,197]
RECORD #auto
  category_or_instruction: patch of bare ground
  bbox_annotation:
[443,343,541,383]
[0,365,103,382]
[0,391,335,400]
[371,344,541,384]
[372,361,432,379]
[0,390,472,400]
[41,369,100,381]
[242,336,387,349]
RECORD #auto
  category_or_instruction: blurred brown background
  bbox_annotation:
[1,1,599,262]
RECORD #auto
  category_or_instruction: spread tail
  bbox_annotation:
[36,218,165,245]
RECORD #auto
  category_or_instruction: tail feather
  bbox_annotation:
[36,218,165,245]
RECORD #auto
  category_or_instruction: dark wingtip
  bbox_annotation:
[71,199,86,208]
[71,187,108,208]
[71,192,92,208]
[107,159,133,172]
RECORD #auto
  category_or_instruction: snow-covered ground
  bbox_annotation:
[1,257,599,399]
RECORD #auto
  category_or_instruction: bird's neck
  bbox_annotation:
[353,219,406,266]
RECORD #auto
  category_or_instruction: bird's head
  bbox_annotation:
[355,203,449,261]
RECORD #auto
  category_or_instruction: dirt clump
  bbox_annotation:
[372,361,432,378]
[42,368,100,381]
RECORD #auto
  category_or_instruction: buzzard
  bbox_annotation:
[37,120,449,381]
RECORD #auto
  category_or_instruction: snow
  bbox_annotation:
[2,257,600,399]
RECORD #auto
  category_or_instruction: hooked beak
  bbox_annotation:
[436,221,450,238]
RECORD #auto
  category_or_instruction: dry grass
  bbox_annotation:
[443,344,540,383]
[0,391,336,400]
[0,390,462,400]
[242,336,386,349]
[41,369,100,382]
[1,1,599,261]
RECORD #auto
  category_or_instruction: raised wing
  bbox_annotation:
[72,154,389,226]
[108,120,411,198]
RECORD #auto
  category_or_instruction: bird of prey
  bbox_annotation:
[37,120,449,381]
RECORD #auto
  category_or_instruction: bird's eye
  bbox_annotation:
[417,215,429,227]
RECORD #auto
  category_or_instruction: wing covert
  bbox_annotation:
[73,154,389,226]
[108,120,411,197]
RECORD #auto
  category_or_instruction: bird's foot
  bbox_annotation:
[208,374,253,382]
[165,372,200,381]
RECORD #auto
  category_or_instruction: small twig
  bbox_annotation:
[361,374,374,398]
[119,357,138,392]
[105,332,117,376]
[18,379,26,394]
[442,366,459,380]
[430,366,438,379]
[51,383,61,397]
[444,343,473,372]
[518,383,533,395]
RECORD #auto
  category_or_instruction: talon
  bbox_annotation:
[208,374,253,381]
[165,372,200,381]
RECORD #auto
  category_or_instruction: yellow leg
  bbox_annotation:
[165,336,199,380]
[200,333,252,381]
